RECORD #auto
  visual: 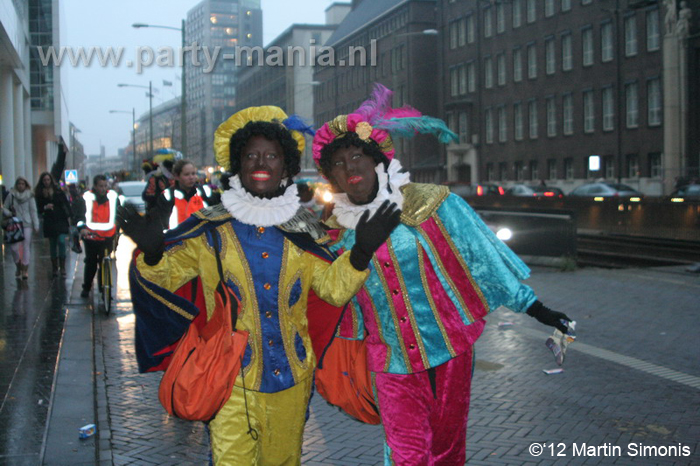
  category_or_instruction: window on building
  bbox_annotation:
[529,100,538,139]
[562,33,573,70]
[451,67,459,97]
[450,21,458,49]
[513,0,523,28]
[647,9,660,51]
[647,77,661,126]
[547,97,557,137]
[459,64,467,95]
[627,154,639,178]
[649,152,661,178]
[459,112,469,144]
[545,0,555,17]
[546,37,556,75]
[515,161,524,181]
[582,27,594,66]
[625,15,638,57]
[626,82,639,128]
[498,106,507,142]
[602,87,614,131]
[485,108,494,144]
[604,155,615,179]
[583,90,595,133]
[564,158,574,180]
[562,0,572,12]
[530,160,539,180]
[497,53,506,86]
[487,163,495,181]
[484,6,493,37]
[467,14,475,43]
[447,112,456,134]
[527,43,537,79]
[499,162,508,180]
[497,4,505,33]
[548,159,557,180]
[563,93,574,135]
[458,17,467,46]
[527,0,536,23]
[513,48,523,82]
[467,61,476,92]
[514,102,524,140]
[485,56,494,88]
[601,22,613,62]
[581,0,592,5]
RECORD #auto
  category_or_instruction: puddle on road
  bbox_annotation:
[474,360,505,371]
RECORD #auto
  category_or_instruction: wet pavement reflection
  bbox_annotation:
[0,240,76,465]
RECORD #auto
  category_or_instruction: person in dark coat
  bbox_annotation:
[35,144,72,276]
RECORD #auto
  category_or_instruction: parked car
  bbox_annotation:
[568,182,643,200]
[445,182,505,198]
[118,180,147,213]
[669,184,700,202]
[505,184,565,198]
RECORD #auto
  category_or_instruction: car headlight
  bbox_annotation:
[496,228,513,241]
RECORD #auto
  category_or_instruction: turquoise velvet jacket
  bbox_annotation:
[327,184,537,375]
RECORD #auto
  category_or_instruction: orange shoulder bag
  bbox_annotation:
[158,230,248,421]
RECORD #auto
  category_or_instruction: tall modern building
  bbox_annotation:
[1,0,70,186]
[185,0,262,167]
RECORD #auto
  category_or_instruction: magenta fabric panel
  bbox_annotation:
[374,348,474,465]
[419,218,489,323]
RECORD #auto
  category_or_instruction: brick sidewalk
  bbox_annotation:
[94,264,700,465]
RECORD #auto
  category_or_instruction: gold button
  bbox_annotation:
[384,261,391,268]
[264,283,271,290]
[257,227,265,234]
[400,317,407,323]
[268,339,274,347]
[262,252,269,259]
[273,368,280,376]
[265,311,272,318]
[409,344,416,350]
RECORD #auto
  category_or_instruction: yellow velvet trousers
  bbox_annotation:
[209,377,313,465]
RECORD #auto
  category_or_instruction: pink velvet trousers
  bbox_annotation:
[374,348,474,466]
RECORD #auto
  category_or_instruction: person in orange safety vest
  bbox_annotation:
[159,159,216,230]
[76,175,120,298]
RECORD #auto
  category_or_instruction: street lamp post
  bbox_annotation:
[109,109,137,173]
[118,82,153,160]
[133,21,187,156]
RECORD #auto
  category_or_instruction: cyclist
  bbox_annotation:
[76,174,120,298]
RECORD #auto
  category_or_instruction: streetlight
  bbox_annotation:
[133,21,187,156]
[118,82,153,160]
[109,109,137,173]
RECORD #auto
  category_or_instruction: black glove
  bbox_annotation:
[350,200,402,271]
[526,301,572,333]
[116,203,167,265]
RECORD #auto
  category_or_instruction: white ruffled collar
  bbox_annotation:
[221,175,299,227]
[332,159,410,229]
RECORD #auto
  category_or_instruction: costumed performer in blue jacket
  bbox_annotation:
[117,106,401,465]
[313,84,573,466]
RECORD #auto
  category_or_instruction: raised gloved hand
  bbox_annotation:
[350,200,402,271]
[116,203,166,265]
[526,301,572,333]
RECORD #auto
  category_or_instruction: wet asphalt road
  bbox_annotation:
[0,239,77,466]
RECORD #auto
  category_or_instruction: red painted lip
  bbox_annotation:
[251,171,271,180]
[348,176,363,185]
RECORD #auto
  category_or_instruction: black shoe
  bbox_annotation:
[80,289,90,298]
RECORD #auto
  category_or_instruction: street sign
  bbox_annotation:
[64,170,78,184]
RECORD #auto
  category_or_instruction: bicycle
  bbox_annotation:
[98,231,119,315]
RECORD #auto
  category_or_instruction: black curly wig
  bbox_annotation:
[228,121,301,179]
[318,132,389,187]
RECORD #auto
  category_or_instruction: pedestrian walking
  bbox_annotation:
[159,159,217,230]
[118,106,399,465]
[35,144,71,277]
[313,84,573,466]
[3,177,40,279]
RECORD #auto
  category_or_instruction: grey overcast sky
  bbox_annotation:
[64,0,333,158]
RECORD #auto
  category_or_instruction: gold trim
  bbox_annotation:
[135,274,194,321]
[400,183,450,227]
